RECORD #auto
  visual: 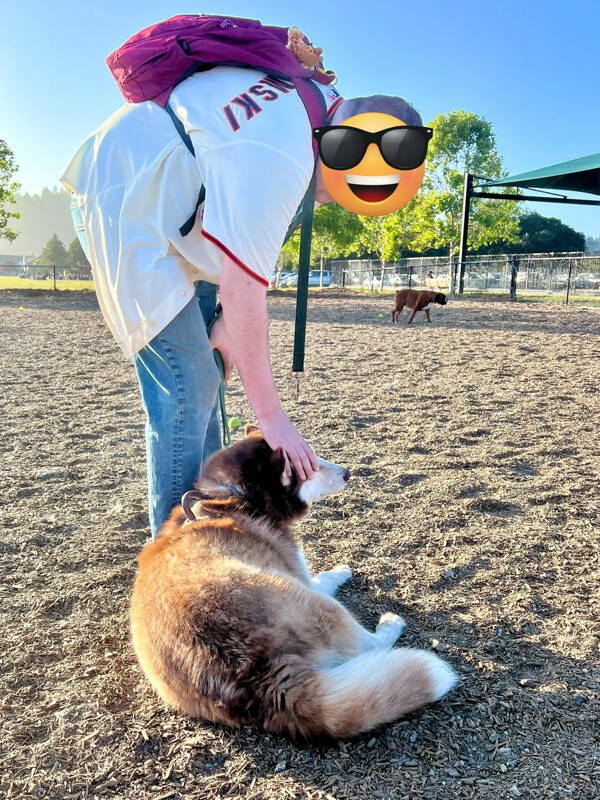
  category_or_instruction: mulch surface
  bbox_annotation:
[1,289,599,800]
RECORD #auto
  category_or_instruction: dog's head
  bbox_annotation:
[188,426,350,523]
[434,293,448,305]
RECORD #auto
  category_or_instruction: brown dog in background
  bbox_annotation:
[130,427,457,739]
[392,289,448,324]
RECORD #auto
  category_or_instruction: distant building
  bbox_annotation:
[585,236,600,253]
[0,253,38,266]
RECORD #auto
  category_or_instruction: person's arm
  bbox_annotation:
[211,255,318,481]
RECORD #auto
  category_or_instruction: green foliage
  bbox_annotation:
[474,212,586,255]
[278,110,522,267]
[67,237,89,267]
[0,139,21,243]
[280,231,300,270]
[280,203,362,269]
[359,203,425,261]
[517,212,586,253]
[36,234,69,265]
[312,203,362,260]
[406,111,520,257]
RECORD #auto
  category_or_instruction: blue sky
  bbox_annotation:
[2,0,599,235]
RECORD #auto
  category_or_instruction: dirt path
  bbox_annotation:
[1,289,598,799]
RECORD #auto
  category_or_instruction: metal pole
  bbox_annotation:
[457,173,473,294]
[292,172,316,378]
[565,258,573,306]
[53,265,56,291]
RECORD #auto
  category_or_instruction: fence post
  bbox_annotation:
[53,265,56,291]
[342,270,346,288]
[408,264,413,288]
[565,258,573,306]
[379,260,386,292]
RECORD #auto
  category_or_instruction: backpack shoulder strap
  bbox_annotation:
[165,102,195,156]
[165,102,206,236]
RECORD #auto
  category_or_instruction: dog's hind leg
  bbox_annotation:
[357,613,406,649]
[326,607,406,652]
[312,565,353,596]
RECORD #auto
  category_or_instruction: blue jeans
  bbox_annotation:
[134,282,222,537]
[70,197,221,538]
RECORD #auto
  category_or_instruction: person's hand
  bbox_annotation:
[209,314,235,382]
[258,409,319,481]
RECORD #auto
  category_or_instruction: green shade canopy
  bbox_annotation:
[478,152,600,196]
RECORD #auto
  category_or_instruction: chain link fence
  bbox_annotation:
[328,253,600,305]
[5,256,600,305]
[0,264,92,289]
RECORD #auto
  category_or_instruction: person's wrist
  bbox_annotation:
[255,402,285,426]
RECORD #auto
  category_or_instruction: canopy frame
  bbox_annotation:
[456,153,600,293]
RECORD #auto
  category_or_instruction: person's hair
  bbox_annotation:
[332,95,423,127]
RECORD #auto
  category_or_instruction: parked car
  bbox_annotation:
[464,272,486,289]
[281,270,331,287]
[464,272,505,290]
[309,270,331,287]
[487,272,506,288]
[280,272,298,287]
[269,270,292,287]
[385,274,411,287]
[574,276,594,290]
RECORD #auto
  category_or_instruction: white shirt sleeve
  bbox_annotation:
[197,141,312,285]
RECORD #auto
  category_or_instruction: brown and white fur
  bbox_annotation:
[130,427,457,739]
[392,289,448,324]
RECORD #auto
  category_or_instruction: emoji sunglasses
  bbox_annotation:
[313,125,434,171]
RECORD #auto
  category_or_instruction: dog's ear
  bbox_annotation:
[244,424,261,437]
[271,447,291,486]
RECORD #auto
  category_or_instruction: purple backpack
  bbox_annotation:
[107,15,336,141]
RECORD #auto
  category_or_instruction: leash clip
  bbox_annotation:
[292,371,302,400]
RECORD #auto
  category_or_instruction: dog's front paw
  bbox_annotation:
[330,564,352,583]
[376,613,406,645]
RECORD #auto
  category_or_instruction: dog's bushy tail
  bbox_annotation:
[268,648,457,739]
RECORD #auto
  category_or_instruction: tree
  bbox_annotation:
[279,203,363,271]
[67,237,89,267]
[0,139,21,243]
[312,203,362,262]
[516,212,585,253]
[36,234,69,265]
[6,187,72,254]
[411,111,520,257]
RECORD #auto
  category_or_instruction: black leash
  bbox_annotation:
[291,171,316,398]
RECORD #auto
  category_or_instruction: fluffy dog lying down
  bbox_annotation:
[130,427,457,739]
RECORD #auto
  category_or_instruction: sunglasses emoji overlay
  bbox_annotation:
[314,112,433,216]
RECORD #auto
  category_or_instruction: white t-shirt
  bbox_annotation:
[60,67,342,359]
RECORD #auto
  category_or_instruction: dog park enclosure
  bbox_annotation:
[1,288,598,800]
[457,151,600,293]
